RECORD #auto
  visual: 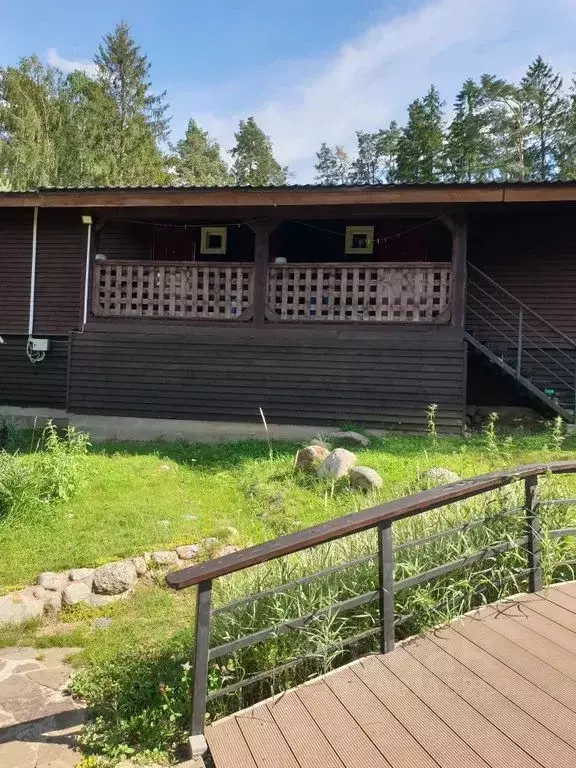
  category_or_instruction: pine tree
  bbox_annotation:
[333,146,351,184]
[350,131,382,184]
[520,57,566,180]
[378,121,401,183]
[314,142,339,184]
[445,78,496,182]
[395,85,445,183]
[0,57,61,189]
[168,119,230,186]
[93,21,169,185]
[481,75,529,181]
[230,117,287,186]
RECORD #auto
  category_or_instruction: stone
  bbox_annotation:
[131,556,148,575]
[214,545,239,558]
[349,466,383,491]
[61,582,91,607]
[36,572,69,593]
[201,537,219,550]
[318,448,358,479]
[149,550,179,566]
[422,467,462,487]
[88,592,131,608]
[327,430,370,448]
[93,560,138,595]
[91,617,112,630]
[176,544,201,560]
[295,444,330,471]
[26,666,71,691]
[68,568,94,584]
[0,590,44,626]
[42,592,63,616]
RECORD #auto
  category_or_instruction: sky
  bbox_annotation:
[2,0,576,181]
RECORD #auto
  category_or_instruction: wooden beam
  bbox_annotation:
[248,220,280,325]
[445,213,467,328]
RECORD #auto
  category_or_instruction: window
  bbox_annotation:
[201,226,227,255]
[345,225,374,255]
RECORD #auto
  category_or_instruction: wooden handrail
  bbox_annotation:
[167,460,576,590]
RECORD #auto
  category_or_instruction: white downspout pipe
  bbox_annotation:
[28,206,38,337]
[82,219,92,329]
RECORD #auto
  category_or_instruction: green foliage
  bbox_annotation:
[395,85,445,183]
[168,119,230,186]
[231,117,288,186]
[0,421,88,523]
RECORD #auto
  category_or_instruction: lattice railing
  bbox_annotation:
[92,261,255,320]
[267,262,452,322]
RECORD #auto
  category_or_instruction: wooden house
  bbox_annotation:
[1,182,575,437]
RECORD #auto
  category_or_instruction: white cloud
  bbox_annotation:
[168,0,576,181]
[47,48,98,78]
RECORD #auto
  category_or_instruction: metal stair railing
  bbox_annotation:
[467,263,576,415]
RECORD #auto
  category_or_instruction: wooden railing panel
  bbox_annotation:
[267,262,452,322]
[92,261,254,320]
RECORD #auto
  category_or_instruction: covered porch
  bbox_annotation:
[90,214,465,325]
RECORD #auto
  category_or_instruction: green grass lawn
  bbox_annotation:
[2,424,576,763]
[2,429,575,593]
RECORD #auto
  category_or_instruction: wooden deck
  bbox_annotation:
[206,583,576,768]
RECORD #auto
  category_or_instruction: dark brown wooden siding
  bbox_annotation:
[0,335,68,409]
[68,326,465,432]
[34,210,85,333]
[98,221,153,260]
[468,207,576,338]
[0,208,32,334]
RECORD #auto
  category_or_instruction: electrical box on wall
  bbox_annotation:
[29,338,50,353]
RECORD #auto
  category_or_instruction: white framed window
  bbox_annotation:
[345,225,374,255]
[200,226,227,255]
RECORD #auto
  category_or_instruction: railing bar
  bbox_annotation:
[467,307,575,390]
[548,528,576,538]
[394,538,529,593]
[540,499,576,506]
[211,552,378,616]
[209,590,379,660]
[468,263,576,349]
[468,280,524,320]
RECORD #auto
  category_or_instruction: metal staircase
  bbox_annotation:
[466,263,576,422]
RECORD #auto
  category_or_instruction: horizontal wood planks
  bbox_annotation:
[0,208,33,333]
[0,335,68,408]
[207,584,576,768]
[68,326,465,430]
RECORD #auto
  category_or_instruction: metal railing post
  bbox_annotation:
[517,308,523,375]
[189,578,212,756]
[377,521,395,654]
[525,476,543,593]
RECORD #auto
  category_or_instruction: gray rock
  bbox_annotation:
[43,591,63,615]
[93,560,138,595]
[131,556,148,575]
[69,568,94,584]
[422,467,462,487]
[318,448,358,479]
[36,571,69,593]
[349,466,383,491]
[0,590,44,626]
[328,431,370,448]
[201,537,219,550]
[150,550,179,566]
[176,545,201,560]
[295,445,330,471]
[92,617,112,630]
[214,545,239,559]
[62,582,91,606]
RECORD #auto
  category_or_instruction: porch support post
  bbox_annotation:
[248,220,280,324]
[444,213,468,328]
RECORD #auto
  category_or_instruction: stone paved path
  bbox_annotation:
[0,647,85,768]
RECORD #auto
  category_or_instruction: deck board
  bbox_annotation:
[206,585,576,768]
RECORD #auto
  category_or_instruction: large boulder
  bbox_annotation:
[93,560,138,595]
[422,467,461,487]
[327,431,370,448]
[318,448,357,479]
[176,545,200,561]
[295,445,330,472]
[69,568,94,586]
[62,582,91,606]
[0,590,44,626]
[131,556,148,575]
[36,571,69,593]
[349,466,383,491]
